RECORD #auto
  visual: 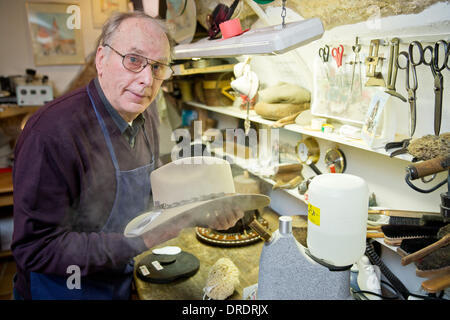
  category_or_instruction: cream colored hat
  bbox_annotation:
[124,156,271,237]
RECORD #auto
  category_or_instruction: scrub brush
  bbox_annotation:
[367,209,442,228]
[407,132,450,161]
[381,224,444,246]
[367,214,446,243]
[397,238,437,257]
[400,224,450,278]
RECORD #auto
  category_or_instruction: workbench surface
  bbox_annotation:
[133,209,308,300]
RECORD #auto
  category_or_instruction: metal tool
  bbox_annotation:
[349,37,362,95]
[318,45,330,80]
[385,138,411,157]
[319,45,330,62]
[404,154,450,222]
[397,45,420,138]
[332,45,344,68]
[244,100,251,135]
[365,39,386,87]
[385,38,406,102]
[423,40,448,136]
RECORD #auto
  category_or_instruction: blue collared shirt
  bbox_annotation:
[94,78,145,148]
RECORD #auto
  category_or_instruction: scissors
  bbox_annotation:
[397,46,419,138]
[332,45,344,68]
[319,45,330,63]
[422,40,448,136]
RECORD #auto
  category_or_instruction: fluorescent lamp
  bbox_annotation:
[173,18,324,59]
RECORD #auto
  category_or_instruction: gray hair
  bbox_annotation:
[96,11,169,48]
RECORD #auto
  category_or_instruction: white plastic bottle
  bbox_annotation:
[307,173,369,267]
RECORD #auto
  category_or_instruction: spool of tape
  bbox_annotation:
[311,118,326,131]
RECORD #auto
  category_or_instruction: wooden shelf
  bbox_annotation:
[0,250,12,259]
[172,63,235,76]
[213,148,307,204]
[186,101,413,162]
[0,105,40,119]
[0,171,12,194]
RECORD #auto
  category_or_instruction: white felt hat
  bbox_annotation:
[124,156,270,237]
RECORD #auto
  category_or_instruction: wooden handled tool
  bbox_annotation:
[249,218,272,242]
[406,155,450,180]
[271,111,301,128]
[421,273,450,293]
[368,209,440,218]
[401,234,450,266]
[366,231,384,238]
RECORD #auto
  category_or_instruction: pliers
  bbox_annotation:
[385,139,410,157]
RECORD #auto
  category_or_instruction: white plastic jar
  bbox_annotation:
[307,173,369,267]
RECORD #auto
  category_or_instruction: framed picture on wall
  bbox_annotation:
[92,0,129,28]
[26,2,85,66]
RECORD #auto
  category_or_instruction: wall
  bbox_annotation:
[229,2,450,213]
[0,0,101,96]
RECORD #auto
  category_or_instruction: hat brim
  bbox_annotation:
[124,194,270,237]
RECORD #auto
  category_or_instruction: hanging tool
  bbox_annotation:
[365,39,386,87]
[397,42,422,138]
[423,40,448,136]
[349,37,362,95]
[332,45,344,68]
[385,38,406,102]
[385,138,411,157]
[318,45,330,81]
[319,45,330,62]
[244,100,251,135]
[404,154,450,222]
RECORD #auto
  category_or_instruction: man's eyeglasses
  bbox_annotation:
[104,44,173,80]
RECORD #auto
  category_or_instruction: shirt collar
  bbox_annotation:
[93,77,145,134]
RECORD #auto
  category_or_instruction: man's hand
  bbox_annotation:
[140,206,245,249]
[141,224,185,249]
[203,207,245,230]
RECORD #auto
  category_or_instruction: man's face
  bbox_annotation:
[96,18,170,122]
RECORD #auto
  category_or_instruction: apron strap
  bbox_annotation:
[86,86,120,171]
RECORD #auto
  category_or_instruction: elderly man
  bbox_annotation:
[11,11,243,300]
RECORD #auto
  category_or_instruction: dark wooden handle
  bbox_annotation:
[407,156,450,180]
[401,234,450,266]
[249,219,272,242]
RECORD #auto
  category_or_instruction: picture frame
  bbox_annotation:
[92,0,129,28]
[26,2,85,66]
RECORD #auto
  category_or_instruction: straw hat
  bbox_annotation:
[124,156,270,237]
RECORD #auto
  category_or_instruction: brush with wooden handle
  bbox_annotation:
[401,234,450,266]
[421,273,450,294]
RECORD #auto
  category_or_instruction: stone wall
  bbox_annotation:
[195,0,448,30]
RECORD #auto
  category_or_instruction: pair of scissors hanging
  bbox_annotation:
[319,45,330,63]
[318,45,331,80]
[399,40,448,137]
[397,46,419,139]
[332,44,344,68]
[422,40,448,136]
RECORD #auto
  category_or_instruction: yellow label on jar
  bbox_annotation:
[308,203,320,226]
